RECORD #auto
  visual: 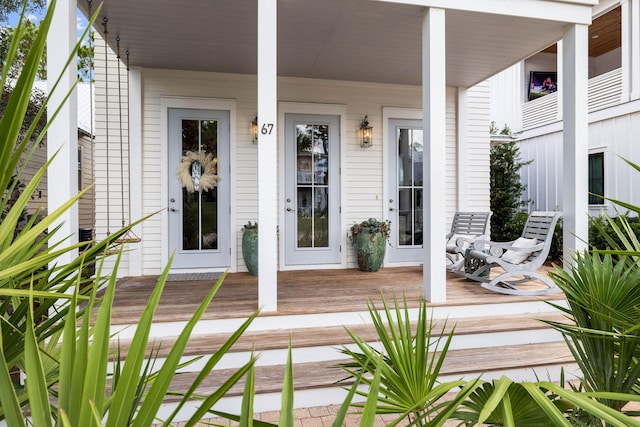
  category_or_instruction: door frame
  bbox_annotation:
[383,107,423,267]
[160,97,237,272]
[278,102,347,271]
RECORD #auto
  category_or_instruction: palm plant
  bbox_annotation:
[337,294,481,426]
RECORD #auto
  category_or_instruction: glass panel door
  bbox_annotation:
[388,119,424,263]
[284,114,340,266]
[168,109,230,269]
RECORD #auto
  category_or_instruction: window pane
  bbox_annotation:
[180,119,219,250]
[589,153,604,205]
[296,123,330,248]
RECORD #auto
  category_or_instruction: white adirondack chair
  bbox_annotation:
[464,211,562,296]
[445,211,492,274]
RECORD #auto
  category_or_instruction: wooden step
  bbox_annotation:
[165,341,575,400]
[111,311,569,360]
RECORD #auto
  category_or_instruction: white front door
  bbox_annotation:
[168,108,230,269]
[284,114,341,266]
[387,119,424,263]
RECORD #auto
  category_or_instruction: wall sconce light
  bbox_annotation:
[359,115,373,148]
[251,116,259,144]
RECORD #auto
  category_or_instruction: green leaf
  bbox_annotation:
[0,321,25,426]
[239,359,255,427]
[78,252,123,425]
[106,255,172,427]
[520,383,571,427]
[24,297,52,427]
[279,340,294,427]
[132,271,229,426]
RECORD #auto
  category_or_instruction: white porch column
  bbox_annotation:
[128,67,143,276]
[456,87,468,210]
[562,24,589,259]
[621,0,640,101]
[422,8,447,302]
[47,0,78,264]
[257,0,278,311]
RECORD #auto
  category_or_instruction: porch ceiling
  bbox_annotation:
[78,0,586,88]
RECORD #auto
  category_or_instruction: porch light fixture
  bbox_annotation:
[359,115,373,148]
[251,116,259,144]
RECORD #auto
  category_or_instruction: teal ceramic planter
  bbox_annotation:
[354,231,387,272]
[242,228,259,276]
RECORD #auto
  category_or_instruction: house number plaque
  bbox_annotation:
[261,123,274,135]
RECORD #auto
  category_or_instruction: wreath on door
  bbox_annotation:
[177,151,219,193]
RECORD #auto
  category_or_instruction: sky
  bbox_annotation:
[5,8,90,42]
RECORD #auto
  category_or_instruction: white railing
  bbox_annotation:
[588,67,622,112]
[522,91,559,130]
[522,67,623,130]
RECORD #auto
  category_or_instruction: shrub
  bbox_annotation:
[490,141,532,241]
[589,213,640,251]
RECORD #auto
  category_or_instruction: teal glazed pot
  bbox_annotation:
[242,229,259,276]
[354,231,387,272]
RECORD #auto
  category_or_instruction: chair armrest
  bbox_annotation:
[485,241,544,258]
[472,239,514,250]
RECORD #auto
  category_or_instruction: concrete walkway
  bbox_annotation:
[187,404,464,426]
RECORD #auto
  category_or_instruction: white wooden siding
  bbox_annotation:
[94,44,490,276]
[465,82,491,214]
[518,105,640,218]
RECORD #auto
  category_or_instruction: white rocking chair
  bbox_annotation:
[464,211,562,295]
[445,211,492,274]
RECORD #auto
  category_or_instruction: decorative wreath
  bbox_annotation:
[178,151,219,193]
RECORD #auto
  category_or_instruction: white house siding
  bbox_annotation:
[465,82,491,213]
[518,101,640,218]
[489,63,523,132]
[94,44,490,276]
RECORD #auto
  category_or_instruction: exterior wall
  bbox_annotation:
[94,43,491,277]
[19,132,93,231]
[518,100,640,217]
[78,133,95,230]
[465,82,492,212]
[20,142,47,216]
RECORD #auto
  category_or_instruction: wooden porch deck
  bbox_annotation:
[111,266,565,325]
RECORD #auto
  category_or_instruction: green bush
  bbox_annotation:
[589,214,640,251]
[490,141,532,241]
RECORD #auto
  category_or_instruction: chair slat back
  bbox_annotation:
[521,211,562,264]
[450,212,491,237]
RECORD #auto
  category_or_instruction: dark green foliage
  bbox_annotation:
[490,141,532,241]
[548,216,563,262]
[589,214,640,251]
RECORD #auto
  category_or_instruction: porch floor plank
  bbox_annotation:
[110,267,564,325]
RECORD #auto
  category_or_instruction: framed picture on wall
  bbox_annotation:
[528,71,557,101]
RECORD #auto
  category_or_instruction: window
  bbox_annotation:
[589,152,604,205]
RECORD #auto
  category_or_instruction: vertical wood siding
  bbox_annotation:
[518,107,640,218]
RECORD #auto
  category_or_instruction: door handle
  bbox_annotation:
[286,207,294,212]
[170,207,179,212]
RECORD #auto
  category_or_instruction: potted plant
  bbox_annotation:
[242,221,258,276]
[349,218,391,272]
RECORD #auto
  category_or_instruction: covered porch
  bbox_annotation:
[47,0,595,312]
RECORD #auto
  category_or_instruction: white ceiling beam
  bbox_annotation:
[373,0,594,25]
